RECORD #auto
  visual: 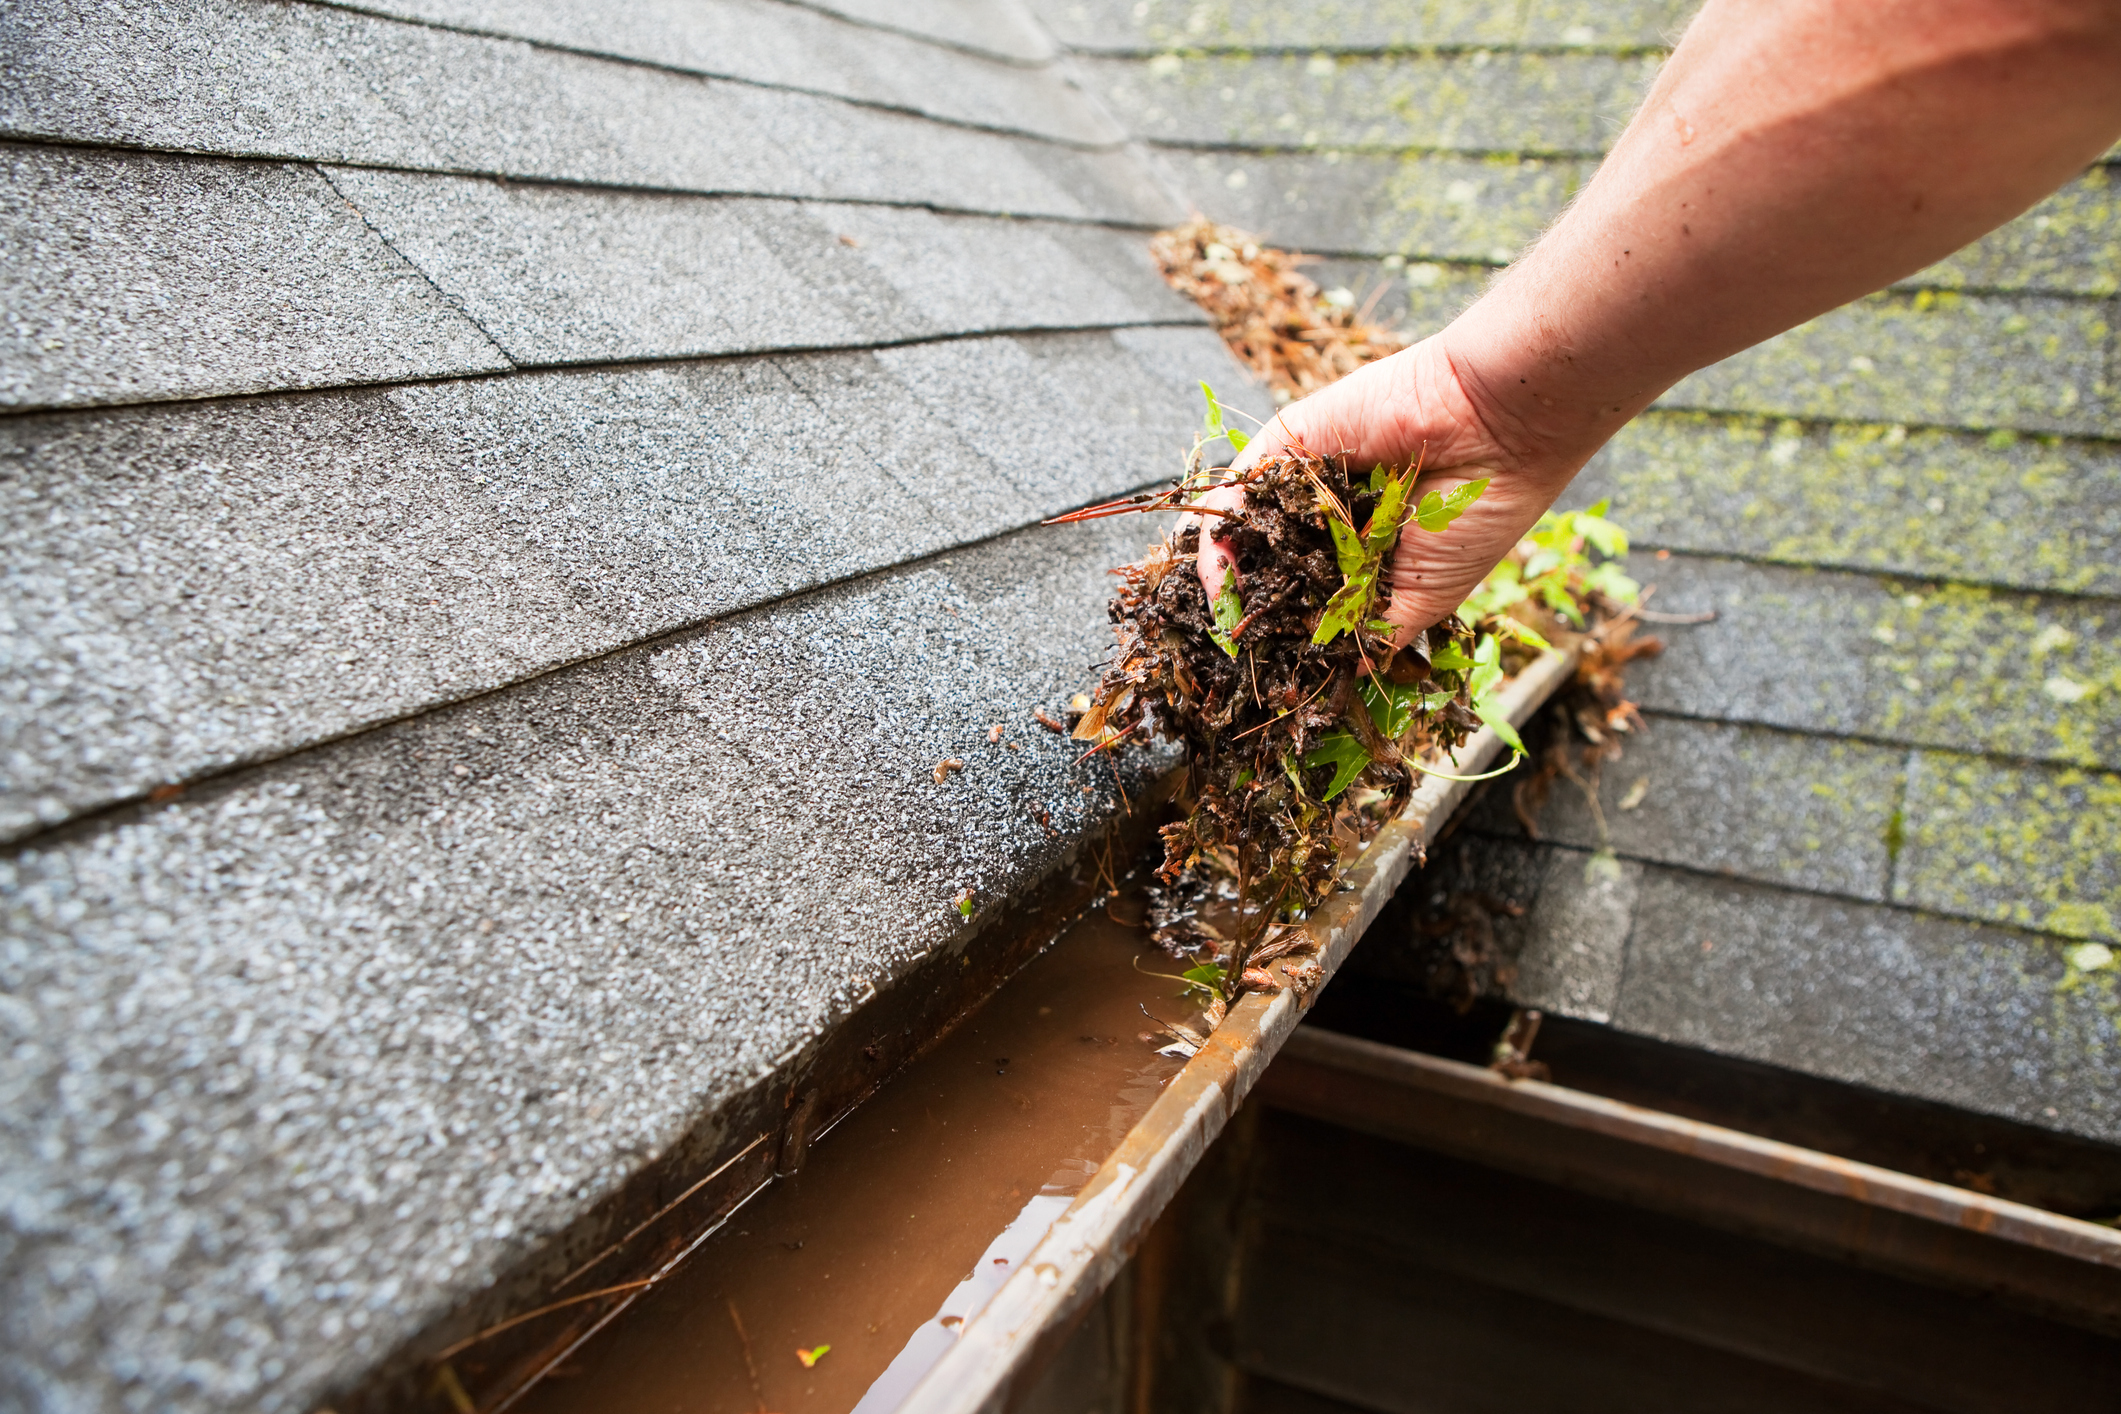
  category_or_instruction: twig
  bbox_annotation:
[1230,675,1333,741]
[431,1279,658,1363]
[728,1300,769,1414]
[555,1132,770,1291]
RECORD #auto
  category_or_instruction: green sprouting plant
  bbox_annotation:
[1295,630,1525,799]
[1311,462,1487,647]
[1461,498,1639,636]
[1135,954,1229,1002]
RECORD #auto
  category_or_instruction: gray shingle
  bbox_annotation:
[806,0,1056,62]
[1079,51,1660,156]
[1611,865,2121,1142]
[0,145,509,411]
[1511,847,1639,1023]
[1624,556,2121,771]
[0,329,1245,840]
[329,0,1115,144]
[1573,412,2121,598]
[0,0,1178,224]
[1035,0,1696,52]
[1467,716,1905,902]
[0,513,1170,1414]
[1306,257,1488,337]
[1913,166,2121,298]
[1158,150,2114,300]
[1896,752,2121,944]
[319,171,1196,368]
[1159,148,1585,264]
[1659,290,2115,437]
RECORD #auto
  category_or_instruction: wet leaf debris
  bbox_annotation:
[1150,217,1406,405]
[1052,392,1644,1012]
[1054,387,1529,998]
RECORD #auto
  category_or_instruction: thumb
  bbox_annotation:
[1191,481,1247,603]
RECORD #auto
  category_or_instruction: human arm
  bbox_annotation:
[1200,0,2121,638]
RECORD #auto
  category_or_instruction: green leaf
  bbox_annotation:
[1199,381,1249,454]
[1466,635,1526,753]
[1299,732,1372,800]
[1430,640,1474,674]
[1362,468,1415,553]
[1496,616,1554,652]
[1583,562,1640,603]
[1414,477,1489,532]
[1199,381,1226,438]
[1578,513,1627,558]
[1327,515,1366,577]
[1368,463,1390,493]
[1181,961,1228,997]
[1310,569,1374,645]
[1467,633,1504,699]
[1207,575,1244,657]
[1460,561,1528,621]
[1364,618,1397,636]
[1360,678,1450,740]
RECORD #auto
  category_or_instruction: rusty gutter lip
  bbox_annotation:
[898,647,1580,1414]
[1271,1026,2121,1274]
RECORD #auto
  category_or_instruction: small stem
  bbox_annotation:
[1417,751,1528,784]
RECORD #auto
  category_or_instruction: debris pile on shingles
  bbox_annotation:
[1150,218,1405,405]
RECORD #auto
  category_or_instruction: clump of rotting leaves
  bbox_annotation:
[1149,218,1406,405]
[1050,387,1533,1003]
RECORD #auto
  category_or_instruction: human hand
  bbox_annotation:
[1194,334,1590,646]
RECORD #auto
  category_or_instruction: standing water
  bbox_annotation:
[514,895,1189,1413]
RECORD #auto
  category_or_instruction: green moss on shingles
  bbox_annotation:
[1898,752,2121,943]
[1912,167,2121,298]
[1867,582,2119,767]
[1585,411,2121,595]
[1377,153,1579,262]
[1661,290,2113,435]
[1163,148,1576,266]
[1106,0,1692,52]
[1087,50,1659,154]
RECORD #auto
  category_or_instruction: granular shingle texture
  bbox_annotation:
[1465,717,1905,901]
[331,0,1116,143]
[1035,0,2121,1138]
[1,145,510,410]
[0,515,1172,1413]
[8,0,2120,1405]
[320,171,1196,366]
[1042,0,1695,51]
[1572,413,2121,597]
[1082,50,1657,155]
[0,3,1260,1406]
[1,0,1178,224]
[0,330,1229,841]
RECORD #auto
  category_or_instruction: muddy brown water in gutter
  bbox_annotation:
[514,899,1189,1414]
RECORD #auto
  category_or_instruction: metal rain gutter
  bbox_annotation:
[898,647,1580,1414]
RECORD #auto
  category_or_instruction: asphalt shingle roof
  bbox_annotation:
[1027,0,2121,1139]
[0,3,1248,1408]
[5,0,2118,1407]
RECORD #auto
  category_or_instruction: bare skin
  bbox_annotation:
[1199,0,2121,641]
